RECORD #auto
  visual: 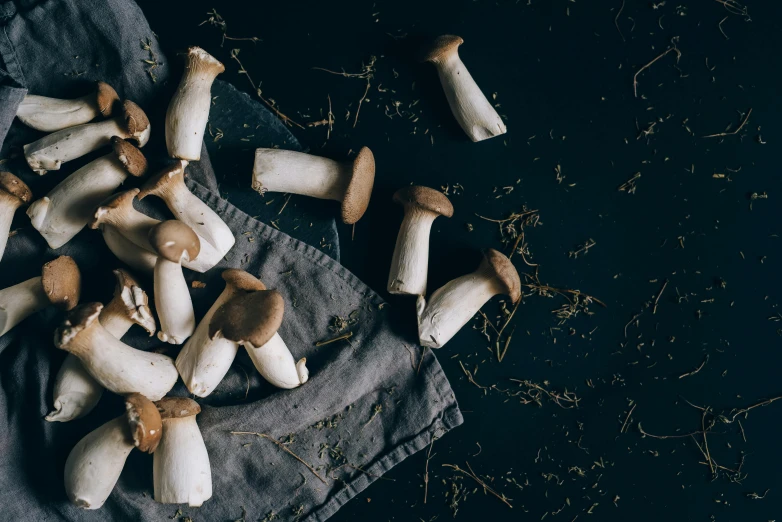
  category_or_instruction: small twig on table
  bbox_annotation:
[633,39,682,98]
[615,0,626,42]
[315,331,353,347]
[313,56,376,128]
[443,462,513,509]
[231,431,327,484]
[703,108,752,138]
[423,433,438,504]
[621,403,637,434]
[679,354,709,379]
[653,279,668,314]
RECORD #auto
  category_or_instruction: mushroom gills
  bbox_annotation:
[245,333,309,389]
[153,416,212,506]
[0,277,47,336]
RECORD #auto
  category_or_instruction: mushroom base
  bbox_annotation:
[0,276,47,336]
[46,354,103,422]
[154,257,196,344]
[153,416,212,507]
[245,333,308,389]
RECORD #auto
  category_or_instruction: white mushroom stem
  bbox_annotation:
[245,333,308,389]
[101,225,158,275]
[252,150,350,201]
[63,416,134,509]
[388,211,438,296]
[153,416,212,506]
[0,194,24,264]
[154,258,195,344]
[46,354,103,422]
[0,277,46,336]
[17,94,100,133]
[27,154,132,249]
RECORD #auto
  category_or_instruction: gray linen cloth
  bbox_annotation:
[0,0,463,520]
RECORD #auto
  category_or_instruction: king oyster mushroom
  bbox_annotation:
[64,393,161,509]
[27,137,148,249]
[16,81,119,132]
[0,172,33,263]
[0,255,80,336]
[24,100,150,175]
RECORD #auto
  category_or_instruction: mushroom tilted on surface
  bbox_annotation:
[387,186,454,296]
[252,146,375,224]
[148,220,200,345]
[28,137,148,249]
[210,290,309,389]
[24,100,151,175]
[64,393,161,509]
[153,397,212,507]
[176,269,266,397]
[16,81,119,132]
[423,35,506,142]
[417,249,521,348]
[0,172,32,262]
[0,255,80,336]
[47,269,156,422]
[139,160,235,258]
[54,302,178,400]
[101,224,159,274]
[166,47,225,161]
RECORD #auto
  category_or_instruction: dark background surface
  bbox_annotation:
[136,0,782,520]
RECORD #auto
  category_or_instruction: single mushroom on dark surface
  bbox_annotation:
[28,137,148,249]
[423,35,506,142]
[165,47,225,161]
[153,397,212,507]
[209,290,308,389]
[47,269,156,422]
[24,100,151,175]
[387,186,454,296]
[0,255,80,336]
[252,146,375,224]
[148,220,200,345]
[16,81,119,132]
[177,269,266,397]
[0,172,33,262]
[139,160,235,258]
[64,393,161,510]
[54,303,178,400]
[417,249,521,348]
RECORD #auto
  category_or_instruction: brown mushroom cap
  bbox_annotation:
[341,146,375,225]
[111,137,148,178]
[208,290,284,348]
[155,396,201,420]
[148,220,200,263]
[89,189,139,229]
[0,171,32,205]
[393,185,454,218]
[95,81,120,117]
[480,249,521,304]
[54,302,102,350]
[103,268,156,335]
[222,269,266,292]
[422,35,464,63]
[125,392,162,453]
[41,256,81,310]
[137,161,186,200]
[121,100,150,143]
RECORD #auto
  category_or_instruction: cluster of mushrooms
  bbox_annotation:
[0,34,513,510]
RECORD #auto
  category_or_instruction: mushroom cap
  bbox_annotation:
[111,137,148,178]
[393,185,454,218]
[120,100,151,146]
[222,269,266,292]
[137,160,186,200]
[208,290,284,348]
[108,268,156,335]
[422,35,464,63]
[41,255,81,310]
[89,189,139,229]
[186,46,226,75]
[155,396,201,420]
[125,392,162,453]
[0,171,32,205]
[480,249,521,304]
[341,146,375,224]
[95,81,120,117]
[54,302,102,350]
[148,220,200,263]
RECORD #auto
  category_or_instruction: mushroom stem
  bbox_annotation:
[166,47,225,161]
[0,277,47,336]
[16,82,118,132]
[424,36,506,142]
[0,194,23,262]
[46,354,103,422]
[101,224,158,274]
[388,211,437,295]
[154,257,196,344]
[253,149,349,200]
[245,333,309,389]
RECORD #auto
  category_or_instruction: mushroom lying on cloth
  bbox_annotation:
[54,302,178,400]
[210,290,308,389]
[153,397,212,507]
[24,100,150,175]
[64,393,161,510]
[417,249,521,348]
[0,172,32,263]
[47,269,156,422]
[176,269,265,397]
[252,146,375,224]
[387,186,453,296]
[0,255,80,336]
[423,35,506,142]
[28,137,148,248]
[16,81,119,132]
